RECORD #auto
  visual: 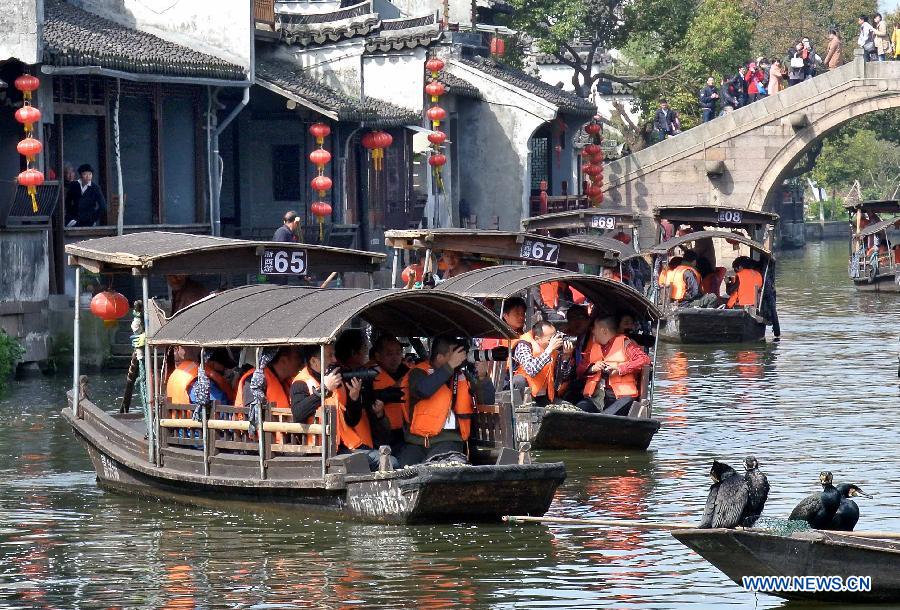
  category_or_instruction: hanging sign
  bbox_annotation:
[718,210,743,224]
[590,215,617,230]
[261,248,308,275]
[520,238,560,264]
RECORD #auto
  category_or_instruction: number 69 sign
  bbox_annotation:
[260,248,308,275]
[520,238,560,264]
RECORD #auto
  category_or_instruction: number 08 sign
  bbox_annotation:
[261,248,308,275]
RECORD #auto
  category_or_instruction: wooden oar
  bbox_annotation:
[504,515,900,540]
[320,272,338,288]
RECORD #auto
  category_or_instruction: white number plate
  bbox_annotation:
[260,248,308,275]
[590,215,616,230]
[520,238,560,264]
[718,210,743,224]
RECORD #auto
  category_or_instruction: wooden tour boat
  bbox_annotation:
[521,208,642,250]
[437,265,662,451]
[673,527,900,603]
[648,206,779,344]
[846,200,900,293]
[63,233,565,524]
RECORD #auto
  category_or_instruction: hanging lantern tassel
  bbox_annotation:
[18,169,44,212]
[14,74,43,214]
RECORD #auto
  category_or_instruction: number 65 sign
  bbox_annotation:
[260,248,308,275]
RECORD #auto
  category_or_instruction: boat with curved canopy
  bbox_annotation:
[846,200,900,292]
[437,265,662,451]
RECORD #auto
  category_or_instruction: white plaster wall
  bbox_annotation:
[362,48,425,111]
[390,0,440,18]
[276,0,342,15]
[291,40,365,98]
[72,0,252,70]
[0,0,41,63]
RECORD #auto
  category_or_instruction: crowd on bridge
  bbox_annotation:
[653,13,900,139]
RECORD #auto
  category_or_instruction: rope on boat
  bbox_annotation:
[191,348,211,422]
[247,348,277,437]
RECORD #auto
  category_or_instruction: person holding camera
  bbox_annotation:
[370,335,410,453]
[512,321,574,407]
[291,344,344,426]
[399,336,474,467]
[577,317,650,416]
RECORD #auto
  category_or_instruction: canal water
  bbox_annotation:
[1,240,897,609]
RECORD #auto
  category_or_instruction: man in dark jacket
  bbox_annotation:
[733,67,749,107]
[719,76,738,112]
[64,164,106,227]
[699,77,719,122]
[652,99,679,142]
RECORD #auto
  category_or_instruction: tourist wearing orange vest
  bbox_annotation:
[370,335,410,453]
[334,329,393,469]
[512,321,574,407]
[534,281,574,322]
[399,336,472,467]
[657,256,680,293]
[166,348,237,406]
[237,346,303,410]
[725,257,764,309]
[480,297,527,386]
[290,344,344,427]
[576,316,651,415]
[669,250,702,304]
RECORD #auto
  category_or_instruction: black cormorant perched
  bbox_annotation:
[789,471,842,528]
[699,460,750,529]
[827,483,871,531]
[743,456,769,526]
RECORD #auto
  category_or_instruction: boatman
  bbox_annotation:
[399,336,473,467]
[725,257,764,309]
[370,334,410,454]
[577,317,651,416]
[512,321,574,407]
[668,250,701,304]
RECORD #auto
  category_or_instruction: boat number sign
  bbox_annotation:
[718,210,743,224]
[260,248,308,275]
[520,238,560,264]
[590,215,617,230]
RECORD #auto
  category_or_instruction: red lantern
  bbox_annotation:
[582,164,601,177]
[15,106,41,129]
[14,74,40,93]
[17,168,44,188]
[429,153,447,167]
[425,81,446,101]
[361,131,378,151]
[590,152,604,164]
[586,184,603,198]
[375,130,393,150]
[309,148,332,166]
[90,290,130,328]
[425,57,445,75]
[309,122,331,145]
[585,123,602,136]
[584,144,601,155]
[16,137,42,159]
[427,130,447,145]
[490,36,506,56]
[310,200,332,240]
[426,106,446,124]
[311,175,332,197]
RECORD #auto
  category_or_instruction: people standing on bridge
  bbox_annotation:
[745,62,766,102]
[801,38,818,79]
[892,22,900,60]
[858,15,877,62]
[788,41,807,86]
[699,78,719,122]
[653,99,680,141]
[874,14,889,61]
[767,59,786,94]
[719,76,738,113]
[733,66,749,106]
[823,30,843,69]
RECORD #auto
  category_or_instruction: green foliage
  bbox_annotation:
[0,329,23,397]
[507,0,624,55]
[806,198,845,221]
[809,129,900,200]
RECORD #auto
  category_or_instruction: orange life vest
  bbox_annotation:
[670,265,701,301]
[513,332,557,401]
[701,267,726,296]
[583,335,640,399]
[571,287,587,304]
[539,282,560,309]
[166,361,235,410]
[292,366,326,447]
[657,269,671,287]
[373,367,406,431]
[727,268,763,308]
[406,361,474,443]
[235,366,291,442]
[333,384,374,451]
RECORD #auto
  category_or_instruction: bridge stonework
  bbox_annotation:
[603,52,900,242]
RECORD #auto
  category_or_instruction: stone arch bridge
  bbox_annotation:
[602,52,900,243]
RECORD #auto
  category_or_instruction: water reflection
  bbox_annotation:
[0,241,897,608]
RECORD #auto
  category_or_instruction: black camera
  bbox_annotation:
[325,364,379,382]
[373,386,405,404]
[467,346,509,362]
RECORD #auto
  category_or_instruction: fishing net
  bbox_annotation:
[747,516,812,536]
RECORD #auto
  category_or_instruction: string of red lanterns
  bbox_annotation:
[13,74,43,213]
[308,122,332,241]
[361,130,393,172]
[583,118,604,206]
[424,56,447,191]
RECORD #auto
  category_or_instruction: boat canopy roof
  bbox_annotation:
[844,199,900,214]
[858,217,900,238]
[521,208,639,232]
[648,230,774,260]
[149,284,515,347]
[65,231,385,275]
[383,228,619,267]
[560,234,640,260]
[435,265,661,320]
[654,205,778,227]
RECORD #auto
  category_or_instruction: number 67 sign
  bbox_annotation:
[520,238,560,264]
[260,248,308,275]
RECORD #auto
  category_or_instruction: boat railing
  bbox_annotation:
[159,400,333,478]
[471,402,515,460]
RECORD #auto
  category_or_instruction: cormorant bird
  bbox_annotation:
[789,471,842,528]
[743,456,769,526]
[699,460,750,529]
[827,483,871,531]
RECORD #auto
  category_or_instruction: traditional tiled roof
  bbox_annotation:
[276,1,380,47]
[41,0,247,81]
[256,56,420,127]
[534,49,613,66]
[438,71,482,100]
[365,15,441,52]
[457,56,597,117]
